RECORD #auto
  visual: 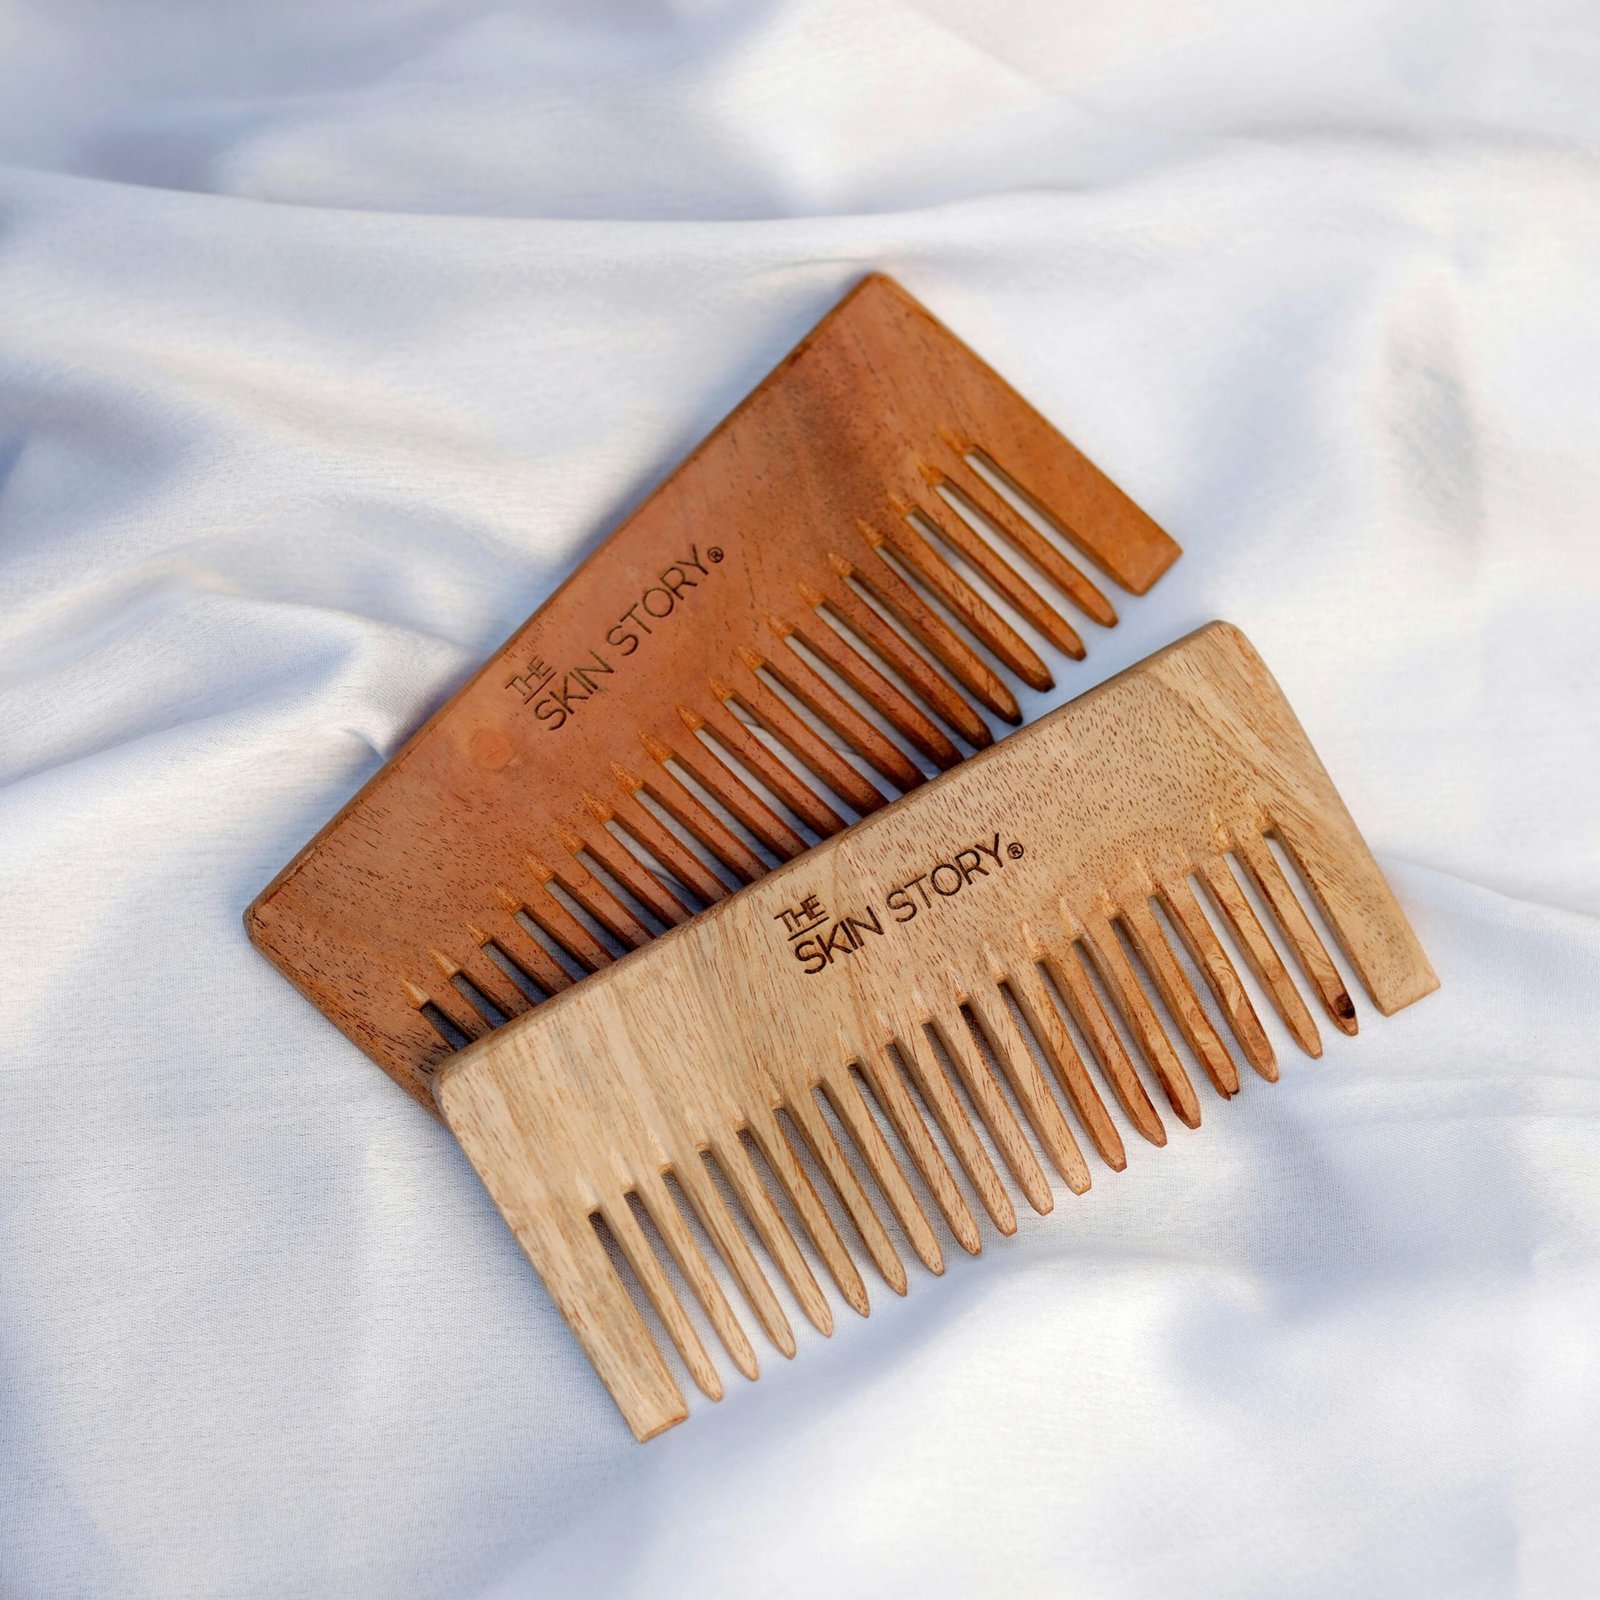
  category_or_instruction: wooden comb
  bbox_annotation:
[247,273,1180,1109]
[436,623,1438,1440]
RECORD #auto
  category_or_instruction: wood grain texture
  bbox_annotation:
[245,273,1180,1111]
[436,623,1439,1441]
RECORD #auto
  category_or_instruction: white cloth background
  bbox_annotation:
[2,2,1598,1596]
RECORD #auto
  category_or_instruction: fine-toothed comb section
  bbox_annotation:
[247,273,1180,1109]
[436,624,1438,1441]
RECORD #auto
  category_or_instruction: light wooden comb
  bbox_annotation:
[437,623,1438,1440]
[247,273,1179,1109]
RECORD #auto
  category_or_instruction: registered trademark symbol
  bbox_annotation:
[707,547,724,564]
[1007,842,1024,859]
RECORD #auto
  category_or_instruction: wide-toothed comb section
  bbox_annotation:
[246,273,1181,1110]
[436,624,1438,1440]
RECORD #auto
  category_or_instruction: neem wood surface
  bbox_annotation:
[437,624,1439,1440]
[247,274,1180,1109]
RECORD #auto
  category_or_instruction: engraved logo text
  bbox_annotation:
[775,832,1023,977]
[505,543,725,730]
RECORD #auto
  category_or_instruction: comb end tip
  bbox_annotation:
[630,1402,691,1444]
[1373,963,1442,1018]
[1117,534,1184,597]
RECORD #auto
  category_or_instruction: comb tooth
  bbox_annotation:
[746,1109,871,1317]
[912,488,1086,661]
[671,1156,795,1359]
[1197,856,1322,1057]
[935,457,1117,628]
[761,627,926,791]
[821,1074,945,1274]
[1119,899,1241,1099]
[878,514,1053,691]
[891,1026,1017,1236]
[1081,915,1202,1129]
[419,977,487,1042]
[845,545,1021,724]
[1002,963,1126,1171]
[609,782,730,907]
[784,1097,908,1295]
[602,1196,724,1401]
[963,989,1091,1194]
[854,1048,982,1255]
[553,846,654,952]
[578,806,694,928]
[1157,876,1277,1081]
[637,736,768,884]
[728,673,886,818]
[709,1139,833,1336]
[672,711,810,861]
[458,944,532,1020]
[494,905,575,993]
[929,1015,1054,1216]
[794,602,960,770]
[699,697,845,839]
[637,1175,759,1382]
[518,872,612,973]
[958,438,1178,596]
[1234,836,1358,1036]
[819,572,992,748]
[1039,938,1167,1147]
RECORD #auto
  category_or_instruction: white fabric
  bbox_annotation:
[3,2,1598,1595]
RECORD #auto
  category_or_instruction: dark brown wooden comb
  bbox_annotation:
[247,273,1180,1109]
